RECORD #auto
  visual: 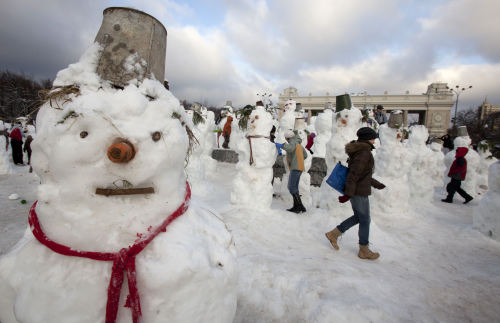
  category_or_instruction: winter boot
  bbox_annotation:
[287,194,299,213]
[463,196,473,204]
[325,228,342,250]
[295,193,307,213]
[358,244,379,260]
[441,198,452,203]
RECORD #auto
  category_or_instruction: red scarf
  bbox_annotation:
[28,182,191,323]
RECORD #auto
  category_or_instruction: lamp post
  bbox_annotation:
[447,85,472,128]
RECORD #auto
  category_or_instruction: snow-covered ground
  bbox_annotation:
[2,162,500,322]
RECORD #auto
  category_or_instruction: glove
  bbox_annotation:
[275,143,284,156]
[377,184,386,190]
[338,195,350,203]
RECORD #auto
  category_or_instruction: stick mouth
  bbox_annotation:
[95,187,155,196]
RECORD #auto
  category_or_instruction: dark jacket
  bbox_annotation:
[448,147,468,180]
[344,140,384,197]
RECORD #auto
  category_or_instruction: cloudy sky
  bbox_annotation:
[1,0,499,110]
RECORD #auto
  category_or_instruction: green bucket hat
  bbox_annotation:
[336,94,352,112]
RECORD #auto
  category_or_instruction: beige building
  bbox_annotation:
[478,99,500,121]
[278,82,455,136]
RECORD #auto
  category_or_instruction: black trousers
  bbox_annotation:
[11,139,23,164]
[446,178,472,201]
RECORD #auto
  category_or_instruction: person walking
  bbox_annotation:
[9,125,24,165]
[441,147,473,204]
[282,130,308,213]
[325,127,385,260]
[374,105,387,125]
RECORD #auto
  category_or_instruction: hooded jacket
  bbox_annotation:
[283,134,308,171]
[448,147,468,180]
[222,116,233,137]
[344,140,384,197]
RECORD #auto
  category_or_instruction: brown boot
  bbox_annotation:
[358,244,379,260]
[325,228,342,250]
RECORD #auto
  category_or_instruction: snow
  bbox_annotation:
[2,162,500,322]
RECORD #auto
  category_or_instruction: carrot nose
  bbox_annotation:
[107,139,135,163]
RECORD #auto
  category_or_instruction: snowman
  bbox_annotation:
[185,105,217,190]
[476,140,496,193]
[372,117,411,217]
[307,106,332,188]
[0,8,236,323]
[318,94,363,210]
[231,106,275,208]
[428,139,446,188]
[473,161,500,241]
[406,125,435,202]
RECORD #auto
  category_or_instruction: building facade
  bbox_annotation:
[278,83,455,136]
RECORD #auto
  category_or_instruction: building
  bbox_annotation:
[278,83,455,136]
[478,99,500,121]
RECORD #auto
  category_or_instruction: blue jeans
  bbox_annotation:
[288,170,302,194]
[337,196,371,245]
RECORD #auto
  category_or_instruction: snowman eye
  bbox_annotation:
[80,131,88,138]
[152,131,162,142]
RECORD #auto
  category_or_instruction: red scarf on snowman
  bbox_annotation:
[28,182,191,323]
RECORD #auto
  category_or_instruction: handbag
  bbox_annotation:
[326,162,348,194]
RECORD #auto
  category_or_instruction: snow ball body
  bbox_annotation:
[0,44,237,323]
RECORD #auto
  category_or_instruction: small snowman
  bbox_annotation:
[406,125,435,202]
[0,121,13,174]
[473,161,500,241]
[476,140,496,193]
[185,105,217,189]
[231,106,275,208]
[0,8,236,323]
[428,139,446,188]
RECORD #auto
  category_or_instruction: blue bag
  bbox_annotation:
[326,162,348,194]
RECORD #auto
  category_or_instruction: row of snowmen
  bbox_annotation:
[185,97,496,219]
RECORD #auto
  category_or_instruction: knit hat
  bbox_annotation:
[356,127,378,141]
[284,130,295,139]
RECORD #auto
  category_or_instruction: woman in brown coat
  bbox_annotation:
[325,127,385,260]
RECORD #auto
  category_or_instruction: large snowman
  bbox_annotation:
[372,121,411,217]
[0,8,236,323]
[318,96,363,210]
[231,106,275,208]
[406,125,435,202]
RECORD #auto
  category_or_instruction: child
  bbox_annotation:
[442,147,473,204]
